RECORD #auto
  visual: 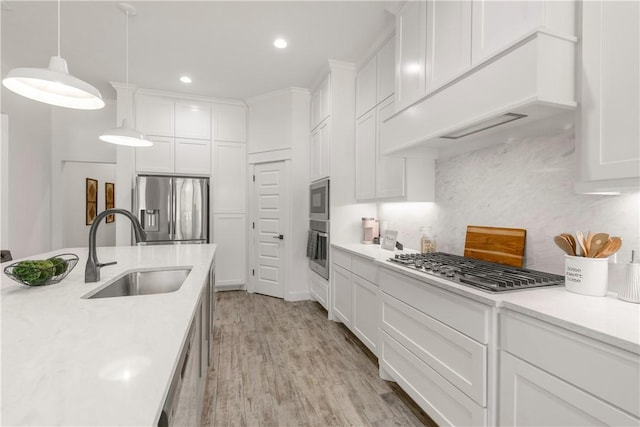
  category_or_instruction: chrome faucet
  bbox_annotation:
[85,208,147,283]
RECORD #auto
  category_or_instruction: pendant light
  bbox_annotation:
[2,0,105,110]
[99,3,151,147]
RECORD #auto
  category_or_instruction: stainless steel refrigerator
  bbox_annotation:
[135,175,209,244]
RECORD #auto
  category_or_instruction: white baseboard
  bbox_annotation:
[285,289,311,301]
[215,284,246,292]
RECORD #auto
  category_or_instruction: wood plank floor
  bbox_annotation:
[202,291,437,427]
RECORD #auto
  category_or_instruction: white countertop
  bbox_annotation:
[332,243,640,354]
[1,244,216,426]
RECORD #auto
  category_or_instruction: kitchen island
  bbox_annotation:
[1,244,216,426]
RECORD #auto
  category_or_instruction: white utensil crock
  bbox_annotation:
[565,255,608,297]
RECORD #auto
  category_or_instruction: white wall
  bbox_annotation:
[51,101,117,250]
[378,132,640,291]
[61,162,116,248]
[1,88,53,259]
[246,88,311,301]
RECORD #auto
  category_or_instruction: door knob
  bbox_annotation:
[272,234,284,240]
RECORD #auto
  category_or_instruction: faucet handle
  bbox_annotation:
[97,261,117,268]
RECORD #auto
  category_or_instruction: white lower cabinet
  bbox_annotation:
[352,274,380,354]
[378,266,491,426]
[499,310,640,425]
[213,214,246,288]
[330,248,380,356]
[331,264,353,327]
[309,269,329,311]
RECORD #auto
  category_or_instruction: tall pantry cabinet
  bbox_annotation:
[134,90,248,289]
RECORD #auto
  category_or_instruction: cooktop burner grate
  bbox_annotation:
[388,252,564,292]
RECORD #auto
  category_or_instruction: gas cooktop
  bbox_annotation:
[388,252,564,293]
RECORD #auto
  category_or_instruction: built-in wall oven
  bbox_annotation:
[308,179,329,279]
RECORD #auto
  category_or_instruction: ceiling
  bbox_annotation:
[1,1,398,102]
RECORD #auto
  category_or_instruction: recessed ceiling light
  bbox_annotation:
[274,38,287,49]
[180,76,192,84]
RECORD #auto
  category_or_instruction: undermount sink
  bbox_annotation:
[84,268,191,299]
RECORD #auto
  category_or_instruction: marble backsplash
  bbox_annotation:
[378,132,639,290]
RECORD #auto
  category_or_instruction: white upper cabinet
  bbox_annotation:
[576,0,640,192]
[310,75,331,130]
[356,36,396,119]
[175,138,211,175]
[396,0,427,111]
[377,36,396,104]
[213,141,247,213]
[213,104,247,143]
[425,0,472,91]
[136,136,174,173]
[355,109,377,200]
[471,0,575,64]
[356,56,377,119]
[310,118,330,182]
[175,101,211,140]
[375,98,405,199]
[136,95,174,137]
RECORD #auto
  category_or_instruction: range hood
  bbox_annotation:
[380,31,577,158]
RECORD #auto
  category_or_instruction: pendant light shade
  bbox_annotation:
[2,2,105,110]
[99,3,150,147]
[99,119,152,147]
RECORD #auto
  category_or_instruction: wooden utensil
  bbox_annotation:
[588,233,610,257]
[595,236,622,258]
[585,231,595,255]
[561,233,577,256]
[576,231,588,256]
[554,236,575,256]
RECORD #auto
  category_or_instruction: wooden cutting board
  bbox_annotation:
[464,225,526,268]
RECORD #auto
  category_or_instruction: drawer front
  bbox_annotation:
[382,293,487,406]
[380,331,487,426]
[500,311,640,417]
[352,255,377,283]
[379,267,491,343]
[500,351,638,426]
[332,248,352,270]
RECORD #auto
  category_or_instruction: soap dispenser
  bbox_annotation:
[619,250,640,303]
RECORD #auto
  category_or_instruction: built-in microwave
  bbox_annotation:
[310,178,329,221]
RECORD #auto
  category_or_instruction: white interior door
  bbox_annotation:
[252,161,287,298]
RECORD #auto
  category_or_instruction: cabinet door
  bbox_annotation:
[310,119,330,182]
[426,0,472,91]
[175,138,211,175]
[214,104,247,142]
[580,0,640,182]
[320,75,331,124]
[375,98,405,199]
[499,351,638,426]
[213,214,246,287]
[135,136,174,173]
[377,36,396,104]
[213,141,246,213]
[173,318,201,427]
[471,0,544,64]
[355,109,377,201]
[356,56,377,119]
[175,101,211,140]
[331,264,353,327]
[309,269,329,311]
[135,95,174,137]
[353,275,380,356]
[396,0,427,110]
[310,89,322,130]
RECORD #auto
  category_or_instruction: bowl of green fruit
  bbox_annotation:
[3,253,79,286]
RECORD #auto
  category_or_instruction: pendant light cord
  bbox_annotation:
[125,9,130,125]
[57,0,61,57]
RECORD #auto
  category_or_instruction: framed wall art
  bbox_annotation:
[86,178,98,225]
[105,182,115,223]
